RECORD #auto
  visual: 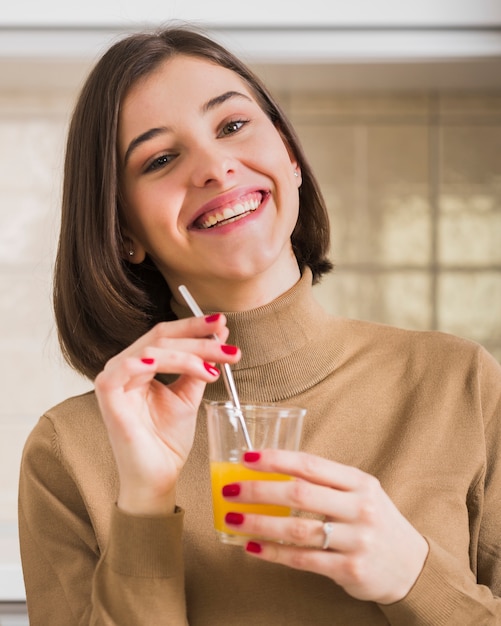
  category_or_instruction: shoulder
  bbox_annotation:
[42,390,103,442]
[342,316,480,350]
[25,390,109,467]
[332,316,494,372]
[45,389,100,422]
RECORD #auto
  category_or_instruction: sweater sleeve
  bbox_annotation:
[18,415,188,626]
[380,346,501,626]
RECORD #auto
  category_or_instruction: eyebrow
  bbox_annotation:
[123,90,252,166]
[202,90,252,113]
[123,127,168,166]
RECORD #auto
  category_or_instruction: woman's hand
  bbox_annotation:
[94,314,240,516]
[223,449,429,605]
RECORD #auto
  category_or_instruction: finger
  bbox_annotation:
[244,539,350,582]
[243,539,404,603]
[100,334,239,387]
[96,351,222,394]
[243,449,369,492]
[143,314,231,345]
[223,478,361,522]
[139,341,239,372]
[224,512,359,551]
[119,335,238,366]
[109,314,230,362]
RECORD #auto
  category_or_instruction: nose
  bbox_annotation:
[189,142,236,187]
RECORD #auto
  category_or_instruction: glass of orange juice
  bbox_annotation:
[205,401,305,545]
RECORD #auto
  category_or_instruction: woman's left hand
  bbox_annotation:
[223,449,429,605]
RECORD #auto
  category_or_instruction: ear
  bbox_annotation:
[292,162,302,187]
[121,232,146,264]
[281,137,302,187]
[274,122,302,187]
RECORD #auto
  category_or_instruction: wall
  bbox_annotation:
[286,91,501,357]
[0,87,92,609]
[0,70,500,613]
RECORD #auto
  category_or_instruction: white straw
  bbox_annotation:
[178,285,253,450]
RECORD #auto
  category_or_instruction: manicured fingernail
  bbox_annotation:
[243,451,261,463]
[225,512,244,525]
[141,357,155,365]
[204,362,219,376]
[246,541,262,554]
[205,313,220,323]
[222,483,240,497]
[221,344,238,355]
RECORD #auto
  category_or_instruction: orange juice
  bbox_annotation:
[210,461,291,539]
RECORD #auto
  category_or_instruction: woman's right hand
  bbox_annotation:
[94,314,240,516]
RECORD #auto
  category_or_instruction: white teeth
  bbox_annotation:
[199,196,261,229]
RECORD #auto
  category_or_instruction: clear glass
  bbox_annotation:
[205,401,306,545]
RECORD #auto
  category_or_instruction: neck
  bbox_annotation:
[168,257,301,313]
[172,267,345,404]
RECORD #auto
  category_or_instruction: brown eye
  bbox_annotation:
[145,153,175,173]
[220,119,248,137]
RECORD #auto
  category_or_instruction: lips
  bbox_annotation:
[193,191,265,230]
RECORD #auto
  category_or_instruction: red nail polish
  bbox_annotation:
[204,362,219,376]
[141,357,155,365]
[246,541,262,554]
[225,512,244,525]
[243,451,261,463]
[222,483,240,497]
[221,344,238,355]
[205,313,220,323]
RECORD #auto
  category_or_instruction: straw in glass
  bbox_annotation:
[178,285,253,450]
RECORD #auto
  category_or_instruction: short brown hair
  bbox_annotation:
[54,25,333,379]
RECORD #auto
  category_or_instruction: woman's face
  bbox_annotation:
[118,54,302,307]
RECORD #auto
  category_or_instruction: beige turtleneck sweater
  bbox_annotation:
[19,270,501,625]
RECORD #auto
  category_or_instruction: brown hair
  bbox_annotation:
[54,24,333,379]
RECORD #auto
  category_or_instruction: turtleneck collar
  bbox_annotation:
[171,269,345,403]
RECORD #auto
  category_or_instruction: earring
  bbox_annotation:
[294,171,299,177]
[129,250,134,257]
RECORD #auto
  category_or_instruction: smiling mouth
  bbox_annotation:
[194,191,265,230]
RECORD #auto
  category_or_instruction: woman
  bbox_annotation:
[19,25,501,625]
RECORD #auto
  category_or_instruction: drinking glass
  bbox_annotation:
[205,401,305,545]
